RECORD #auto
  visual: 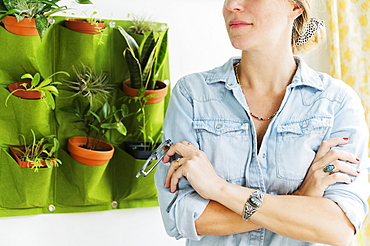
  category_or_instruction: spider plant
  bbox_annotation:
[10,129,61,172]
[5,70,70,109]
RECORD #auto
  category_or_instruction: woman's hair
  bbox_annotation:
[291,0,326,54]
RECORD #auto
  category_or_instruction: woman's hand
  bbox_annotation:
[293,137,361,197]
[163,141,226,200]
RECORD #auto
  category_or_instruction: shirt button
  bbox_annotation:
[302,123,308,128]
[262,153,266,158]
[228,83,233,86]
[252,153,256,158]
[216,124,223,129]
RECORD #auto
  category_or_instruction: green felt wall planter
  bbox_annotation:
[0,16,170,217]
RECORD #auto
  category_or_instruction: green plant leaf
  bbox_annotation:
[31,73,41,87]
[2,0,12,10]
[21,73,34,80]
[101,102,110,119]
[118,26,140,59]
[121,104,129,117]
[38,78,52,88]
[44,92,55,109]
[124,48,143,89]
[140,32,156,68]
[41,85,58,93]
[35,14,49,39]
[74,0,93,4]
[152,29,169,89]
[90,110,101,122]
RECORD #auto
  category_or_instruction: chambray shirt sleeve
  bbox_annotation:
[323,83,370,233]
[154,77,210,241]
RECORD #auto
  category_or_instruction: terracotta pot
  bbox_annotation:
[67,136,114,166]
[2,16,38,36]
[122,79,168,104]
[65,19,105,34]
[8,81,43,99]
[9,146,54,168]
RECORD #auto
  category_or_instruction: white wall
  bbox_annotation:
[0,1,329,246]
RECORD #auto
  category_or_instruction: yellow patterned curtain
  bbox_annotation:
[327,0,370,245]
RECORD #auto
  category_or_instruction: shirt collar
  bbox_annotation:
[204,56,324,91]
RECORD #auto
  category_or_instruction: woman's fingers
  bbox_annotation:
[162,141,195,163]
[327,160,360,177]
[327,172,353,185]
[314,137,349,162]
[164,157,185,189]
[312,148,360,172]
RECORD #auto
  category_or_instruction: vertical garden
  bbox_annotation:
[0,0,170,216]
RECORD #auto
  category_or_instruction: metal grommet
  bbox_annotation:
[112,201,118,209]
[48,205,56,212]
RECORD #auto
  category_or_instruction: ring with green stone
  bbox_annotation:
[323,164,335,173]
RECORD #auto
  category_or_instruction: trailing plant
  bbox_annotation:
[123,87,161,151]
[127,13,156,35]
[12,129,61,172]
[118,25,169,90]
[62,63,114,105]
[60,97,132,150]
[5,70,70,109]
[0,0,93,39]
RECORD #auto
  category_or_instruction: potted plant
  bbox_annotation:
[122,87,163,159]
[9,129,61,172]
[118,25,169,104]
[0,0,92,39]
[60,97,132,166]
[62,62,115,106]
[5,70,70,109]
[126,13,157,36]
[64,11,105,35]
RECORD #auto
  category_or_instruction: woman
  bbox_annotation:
[155,0,369,245]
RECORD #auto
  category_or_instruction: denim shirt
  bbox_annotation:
[154,56,370,246]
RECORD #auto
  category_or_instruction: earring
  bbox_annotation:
[295,17,325,46]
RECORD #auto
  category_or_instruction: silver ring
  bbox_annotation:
[323,164,335,173]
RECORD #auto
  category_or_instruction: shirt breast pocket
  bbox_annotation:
[193,120,251,183]
[275,117,332,182]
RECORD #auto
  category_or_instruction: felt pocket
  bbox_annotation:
[0,148,53,209]
[113,147,158,209]
[54,148,112,206]
[0,87,55,146]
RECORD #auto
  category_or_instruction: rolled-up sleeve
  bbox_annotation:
[154,77,209,240]
[323,83,370,233]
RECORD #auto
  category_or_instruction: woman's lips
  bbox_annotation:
[229,20,252,28]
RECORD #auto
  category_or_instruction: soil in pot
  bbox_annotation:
[124,141,159,160]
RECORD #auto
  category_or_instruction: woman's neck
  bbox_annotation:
[238,49,297,93]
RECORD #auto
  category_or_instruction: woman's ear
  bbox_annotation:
[290,2,304,19]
